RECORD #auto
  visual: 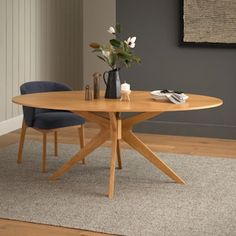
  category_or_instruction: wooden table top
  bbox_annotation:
[12,91,223,113]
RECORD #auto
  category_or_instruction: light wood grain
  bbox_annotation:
[12,91,223,198]
[42,133,47,172]
[0,218,116,236]
[46,111,186,197]
[122,128,185,184]
[11,126,235,158]
[108,112,118,198]
[117,140,122,169]
[54,131,58,156]
[122,112,185,184]
[49,127,110,181]
[18,124,85,173]
[17,121,27,164]
[78,125,85,165]
[12,91,223,113]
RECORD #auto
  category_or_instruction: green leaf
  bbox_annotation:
[120,41,125,49]
[123,42,130,52]
[117,52,132,61]
[109,53,118,68]
[110,39,122,48]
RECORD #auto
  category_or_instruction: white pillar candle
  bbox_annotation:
[121,82,130,91]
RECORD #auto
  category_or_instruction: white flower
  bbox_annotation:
[107,26,116,34]
[102,50,111,58]
[125,36,136,48]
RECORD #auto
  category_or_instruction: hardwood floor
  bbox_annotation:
[0,124,235,236]
[1,123,236,158]
[0,219,114,236]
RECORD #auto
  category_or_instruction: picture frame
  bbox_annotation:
[179,0,236,48]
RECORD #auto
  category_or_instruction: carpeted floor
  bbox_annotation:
[0,141,235,236]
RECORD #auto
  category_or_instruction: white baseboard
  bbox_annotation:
[0,115,23,136]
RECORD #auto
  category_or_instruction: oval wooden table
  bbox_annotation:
[13,91,223,199]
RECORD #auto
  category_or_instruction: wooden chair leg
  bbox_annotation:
[42,133,47,172]
[54,131,58,156]
[108,112,118,199]
[78,125,85,164]
[117,140,122,169]
[17,120,27,164]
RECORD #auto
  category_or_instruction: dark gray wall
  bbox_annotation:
[117,0,236,139]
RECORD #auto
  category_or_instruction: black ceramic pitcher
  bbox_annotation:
[103,69,121,99]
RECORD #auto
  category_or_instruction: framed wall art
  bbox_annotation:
[180,0,236,48]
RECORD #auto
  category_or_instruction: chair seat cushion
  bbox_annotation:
[33,112,85,130]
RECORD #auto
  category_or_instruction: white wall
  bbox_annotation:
[0,0,34,122]
[83,0,116,86]
[0,0,116,135]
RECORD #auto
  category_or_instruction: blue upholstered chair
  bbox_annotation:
[18,81,85,172]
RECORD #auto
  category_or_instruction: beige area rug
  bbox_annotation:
[0,141,235,236]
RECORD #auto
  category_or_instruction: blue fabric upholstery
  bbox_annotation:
[20,81,85,129]
[33,112,85,130]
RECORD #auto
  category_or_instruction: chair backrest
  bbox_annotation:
[20,81,72,127]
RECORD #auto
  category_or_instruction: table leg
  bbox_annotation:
[117,140,122,169]
[122,112,185,184]
[108,112,118,198]
[49,127,109,180]
[54,131,58,157]
[49,111,184,199]
[122,129,185,184]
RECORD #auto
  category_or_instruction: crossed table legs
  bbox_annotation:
[49,111,185,199]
